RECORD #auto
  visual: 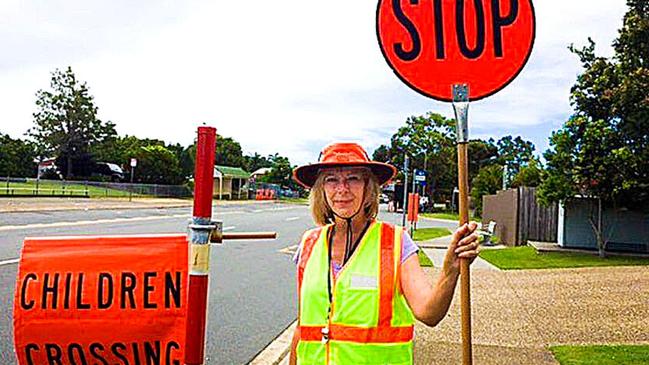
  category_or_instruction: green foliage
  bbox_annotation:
[28,67,116,178]
[470,164,503,216]
[412,227,452,241]
[468,138,499,180]
[243,153,272,173]
[550,344,649,365]
[421,212,480,222]
[373,113,534,204]
[496,135,536,183]
[259,153,298,189]
[372,112,457,200]
[0,134,37,177]
[479,246,649,270]
[215,135,245,167]
[130,145,183,185]
[417,250,434,267]
[511,159,543,188]
[540,1,649,209]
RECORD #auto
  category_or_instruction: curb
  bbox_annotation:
[249,321,296,365]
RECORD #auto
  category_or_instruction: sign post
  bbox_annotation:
[377,1,536,363]
[129,158,137,202]
[184,127,217,365]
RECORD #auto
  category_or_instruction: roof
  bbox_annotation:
[214,165,250,179]
[251,167,272,176]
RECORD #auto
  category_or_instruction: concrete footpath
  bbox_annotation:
[252,236,649,364]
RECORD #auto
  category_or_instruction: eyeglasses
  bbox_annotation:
[323,173,365,189]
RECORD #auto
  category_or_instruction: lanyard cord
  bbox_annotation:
[326,218,372,306]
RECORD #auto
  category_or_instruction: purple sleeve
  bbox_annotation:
[401,231,419,263]
[292,244,301,265]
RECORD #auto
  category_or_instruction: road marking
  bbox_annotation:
[0,207,297,232]
[285,217,300,221]
[0,214,190,232]
[0,258,20,266]
[279,245,298,255]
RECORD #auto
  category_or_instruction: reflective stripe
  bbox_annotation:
[299,325,413,343]
[298,227,324,306]
[378,223,395,327]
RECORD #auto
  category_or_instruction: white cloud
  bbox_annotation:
[0,1,630,165]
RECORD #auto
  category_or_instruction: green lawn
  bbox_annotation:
[412,227,452,242]
[479,246,649,270]
[418,250,433,267]
[550,344,649,365]
[421,212,479,222]
[0,181,133,198]
[279,197,309,204]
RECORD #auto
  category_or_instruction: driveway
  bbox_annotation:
[414,265,649,364]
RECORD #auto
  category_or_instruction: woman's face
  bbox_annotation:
[321,167,367,219]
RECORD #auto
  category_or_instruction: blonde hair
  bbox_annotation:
[309,168,380,226]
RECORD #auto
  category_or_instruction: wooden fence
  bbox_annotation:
[483,187,558,246]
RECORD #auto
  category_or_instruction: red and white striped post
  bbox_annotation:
[185,126,217,365]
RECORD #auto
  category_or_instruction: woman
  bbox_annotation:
[290,142,480,365]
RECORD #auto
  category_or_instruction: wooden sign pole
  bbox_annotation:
[453,84,472,365]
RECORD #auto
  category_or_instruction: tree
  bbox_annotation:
[538,0,649,256]
[260,154,296,189]
[28,67,116,178]
[215,135,244,167]
[468,138,499,180]
[243,153,272,173]
[375,112,457,201]
[470,165,503,217]
[511,159,543,188]
[495,135,536,185]
[0,134,37,177]
[166,143,194,180]
[129,145,183,185]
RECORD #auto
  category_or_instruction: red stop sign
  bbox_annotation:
[377,0,535,101]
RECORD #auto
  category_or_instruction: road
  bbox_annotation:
[0,202,457,364]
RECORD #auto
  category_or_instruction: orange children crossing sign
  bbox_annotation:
[14,234,188,365]
[376,0,535,101]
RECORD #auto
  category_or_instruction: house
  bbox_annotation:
[557,197,649,253]
[250,167,272,182]
[213,165,250,200]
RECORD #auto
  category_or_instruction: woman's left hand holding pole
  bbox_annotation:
[443,222,481,278]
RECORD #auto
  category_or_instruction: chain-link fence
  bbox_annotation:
[0,177,192,198]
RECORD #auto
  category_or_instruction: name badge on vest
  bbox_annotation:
[350,275,377,289]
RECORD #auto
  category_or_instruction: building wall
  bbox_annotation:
[213,177,233,199]
[482,189,518,246]
[563,198,649,253]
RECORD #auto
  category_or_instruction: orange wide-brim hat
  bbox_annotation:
[292,142,397,188]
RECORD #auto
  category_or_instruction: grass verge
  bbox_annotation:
[550,344,649,365]
[421,212,480,222]
[479,246,649,270]
[279,197,309,205]
[418,250,433,267]
[0,181,132,198]
[412,227,452,242]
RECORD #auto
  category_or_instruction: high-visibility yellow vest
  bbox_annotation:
[296,221,415,365]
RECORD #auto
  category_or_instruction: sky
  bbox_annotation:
[0,1,629,166]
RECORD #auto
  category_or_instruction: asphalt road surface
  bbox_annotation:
[0,202,457,364]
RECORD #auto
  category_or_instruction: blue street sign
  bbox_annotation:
[414,169,426,182]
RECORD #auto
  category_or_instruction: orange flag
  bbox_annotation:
[14,234,188,365]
